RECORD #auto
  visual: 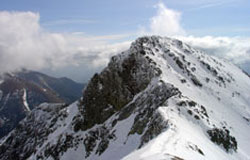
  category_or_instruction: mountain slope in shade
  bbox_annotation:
[0,36,250,160]
[0,70,84,138]
[16,70,84,103]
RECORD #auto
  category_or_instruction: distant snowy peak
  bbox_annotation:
[0,36,250,160]
[0,70,84,138]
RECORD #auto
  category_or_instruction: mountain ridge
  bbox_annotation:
[0,36,249,160]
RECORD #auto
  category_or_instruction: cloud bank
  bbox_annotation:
[0,11,130,75]
[178,36,250,65]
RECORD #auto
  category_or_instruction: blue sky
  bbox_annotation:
[0,0,249,82]
[1,0,249,36]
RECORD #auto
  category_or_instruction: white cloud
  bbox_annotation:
[139,2,250,73]
[150,2,185,36]
[178,36,250,65]
[139,2,185,36]
[1,4,250,82]
[0,11,131,75]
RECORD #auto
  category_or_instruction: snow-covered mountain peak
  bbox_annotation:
[0,70,83,138]
[0,36,250,160]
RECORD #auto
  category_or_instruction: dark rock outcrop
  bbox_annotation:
[78,37,162,130]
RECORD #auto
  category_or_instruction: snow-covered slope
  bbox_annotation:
[0,70,84,138]
[0,36,250,160]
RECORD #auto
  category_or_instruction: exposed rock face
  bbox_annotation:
[0,103,69,160]
[0,36,250,160]
[72,80,179,159]
[78,38,162,130]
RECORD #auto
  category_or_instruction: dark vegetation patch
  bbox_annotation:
[176,99,209,120]
[232,91,240,97]
[191,76,202,87]
[187,110,192,115]
[207,128,237,152]
[194,115,200,120]
[197,148,204,155]
[171,156,184,160]
[177,101,187,107]
[180,79,186,83]
[200,105,209,118]
[188,101,197,107]
[205,77,210,83]
[168,53,174,57]
[200,61,218,76]
[217,76,225,83]
[191,67,196,72]
[188,143,204,156]
[176,58,184,70]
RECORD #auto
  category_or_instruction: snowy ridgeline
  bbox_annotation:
[0,36,250,160]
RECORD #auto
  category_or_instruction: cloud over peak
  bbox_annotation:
[139,2,185,37]
[0,11,131,75]
[150,2,185,36]
[0,2,249,81]
[145,2,250,71]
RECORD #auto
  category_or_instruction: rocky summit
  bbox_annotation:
[0,36,250,160]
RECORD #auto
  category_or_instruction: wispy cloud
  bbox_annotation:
[186,0,237,11]
[42,18,97,26]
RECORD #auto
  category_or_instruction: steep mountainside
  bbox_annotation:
[0,71,84,138]
[16,70,84,103]
[0,36,249,160]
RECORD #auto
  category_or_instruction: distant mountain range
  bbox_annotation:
[0,70,84,138]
